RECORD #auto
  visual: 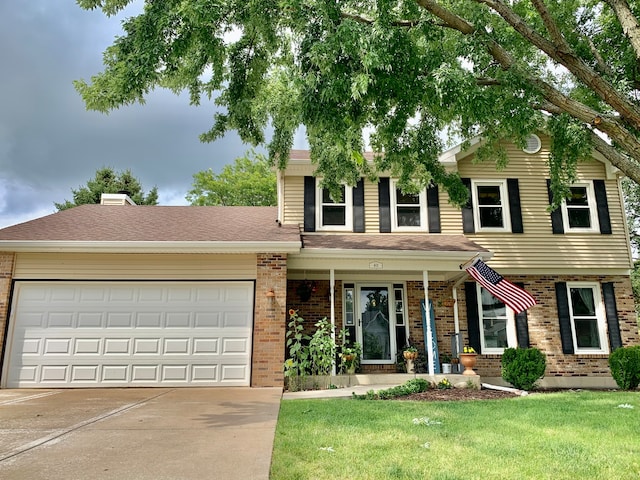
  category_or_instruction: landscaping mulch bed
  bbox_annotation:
[403,387,521,401]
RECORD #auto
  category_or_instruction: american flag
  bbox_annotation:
[465,258,537,314]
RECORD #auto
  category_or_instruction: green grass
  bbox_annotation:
[270,391,640,479]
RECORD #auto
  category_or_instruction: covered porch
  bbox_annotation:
[285,234,491,377]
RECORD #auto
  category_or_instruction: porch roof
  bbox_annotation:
[289,234,491,280]
[301,234,489,254]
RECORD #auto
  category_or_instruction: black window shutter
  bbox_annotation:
[507,178,524,234]
[546,179,564,234]
[602,282,623,350]
[593,180,612,234]
[427,182,441,233]
[303,176,316,232]
[378,177,391,233]
[461,178,475,233]
[465,282,482,354]
[353,178,365,233]
[514,282,530,347]
[555,282,574,354]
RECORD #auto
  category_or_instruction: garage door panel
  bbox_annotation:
[3,281,254,388]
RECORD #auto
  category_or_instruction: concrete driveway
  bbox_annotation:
[0,387,282,480]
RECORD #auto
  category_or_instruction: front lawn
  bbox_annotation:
[270,391,640,480]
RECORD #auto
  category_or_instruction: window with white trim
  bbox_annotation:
[561,182,599,232]
[477,285,516,354]
[567,282,608,354]
[316,182,353,231]
[471,180,511,232]
[390,180,427,231]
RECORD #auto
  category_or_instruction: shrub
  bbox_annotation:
[501,347,546,391]
[609,346,640,390]
[353,378,430,400]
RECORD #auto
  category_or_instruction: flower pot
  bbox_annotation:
[442,363,452,374]
[459,353,478,376]
[403,350,418,360]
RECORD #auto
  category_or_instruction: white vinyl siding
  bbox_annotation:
[13,253,256,280]
[452,138,631,271]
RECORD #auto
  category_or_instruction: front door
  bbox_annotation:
[357,285,396,364]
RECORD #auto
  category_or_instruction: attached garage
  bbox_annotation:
[0,203,298,388]
[2,281,255,388]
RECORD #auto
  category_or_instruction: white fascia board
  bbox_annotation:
[292,248,491,261]
[288,248,492,272]
[0,241,302,254]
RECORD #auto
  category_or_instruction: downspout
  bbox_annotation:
[423,270,434,375]
[452,274,468,342]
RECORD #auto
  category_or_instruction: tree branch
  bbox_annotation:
[340,11,421,28]
[476,0,640,130]
[604,0,640,63]
[590,130,640,185]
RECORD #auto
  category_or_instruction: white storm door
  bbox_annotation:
[357,285,396,364]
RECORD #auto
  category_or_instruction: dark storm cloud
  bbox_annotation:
[0,1,251,227]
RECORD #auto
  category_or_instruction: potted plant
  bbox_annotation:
[459,346,478,376]
[403,345,419,373]
[340,342,362,375]
[440,353,452,374]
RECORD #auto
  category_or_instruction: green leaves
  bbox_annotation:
[54,167,158,210]
[77,0,640,198]
[186,150,276,206]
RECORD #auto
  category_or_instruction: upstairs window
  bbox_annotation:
[390,181,427,231]
[561,183,599,232]
[471,180,511,232]
[316,183,353,231]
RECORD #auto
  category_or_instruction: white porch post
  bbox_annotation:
[423,270,434,376]
[330,268,336,376]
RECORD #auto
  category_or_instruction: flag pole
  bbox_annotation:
[459,254,481,271]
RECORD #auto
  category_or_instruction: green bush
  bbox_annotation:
[354,378,430,400]
[609,346,640,390]
[501,347,546,391]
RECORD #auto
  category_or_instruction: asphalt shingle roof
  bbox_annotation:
[301,234,488,253]
[0,205,300,243]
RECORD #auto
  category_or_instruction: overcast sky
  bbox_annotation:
[0,1,301,228]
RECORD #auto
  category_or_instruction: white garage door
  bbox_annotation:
[2,281,254,388]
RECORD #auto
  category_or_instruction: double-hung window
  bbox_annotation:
[316,183,353,231]
[390,181,427,231]
[471,180,511,232]
[476,285,516,354]
[561,182,599,232]
[567,283,607,354]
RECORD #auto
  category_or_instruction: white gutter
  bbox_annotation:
[0,240,302,254]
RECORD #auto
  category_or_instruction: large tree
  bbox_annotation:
[187,151,276,206]
[75,0,640,204]
[55,167,158,210]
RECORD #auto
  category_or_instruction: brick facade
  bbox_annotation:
[253,253,288,387]
[283,275,639,382]
[0,252,15,356]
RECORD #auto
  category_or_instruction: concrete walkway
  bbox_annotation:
[0,387,281,480]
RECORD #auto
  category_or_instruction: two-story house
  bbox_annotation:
[0,134,638,389]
